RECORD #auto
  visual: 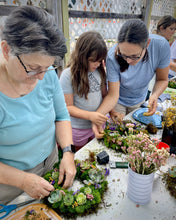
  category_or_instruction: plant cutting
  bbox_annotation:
[123,133,170,205]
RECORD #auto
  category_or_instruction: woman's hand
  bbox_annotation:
[21,173,54,200]
[89,112,108,125]
[110,110,125,123]
[146,94,158,116]
[58,152,76,189]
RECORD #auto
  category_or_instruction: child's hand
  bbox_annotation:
[110,110,124,123]
[92,123,104,139]
[89,112,108,126]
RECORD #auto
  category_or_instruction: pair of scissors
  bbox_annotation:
[0,199,36,219]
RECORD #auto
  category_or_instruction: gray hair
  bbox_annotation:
[1,5,67,59]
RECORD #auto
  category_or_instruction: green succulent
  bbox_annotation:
[48,190,62,203]
[76,192,87,205]
[51,171,59,180]
[88,169,104,184]
[80,161,91,170]
[63,194,74,206]
[84,187,92,194]
[168,166,176,178]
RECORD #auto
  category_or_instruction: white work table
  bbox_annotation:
[6,109,176,220]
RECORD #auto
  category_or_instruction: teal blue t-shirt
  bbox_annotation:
[0,69,70,170]
[106,34,171,106]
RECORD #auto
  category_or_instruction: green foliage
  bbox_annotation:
[92,191,101,204]
[75,205,85,214]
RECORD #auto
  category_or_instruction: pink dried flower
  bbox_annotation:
[126,133,170,174]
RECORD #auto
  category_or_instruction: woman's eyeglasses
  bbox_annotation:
[17,55,58,76]
[117,47,144,61]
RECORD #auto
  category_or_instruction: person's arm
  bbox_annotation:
[170,59,176,72]
[92,81,120,139]
[64,93,108,126]
[147,66,169,115]
[0,162,54,200]
[55,120,76,189]
[96,81,120,115]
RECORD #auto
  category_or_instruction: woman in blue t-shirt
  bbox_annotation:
[0,6,76,204]
[92,19,170,139]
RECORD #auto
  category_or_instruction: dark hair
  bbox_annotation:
[115,19,149,72]
[69,31,107,99]
[157,15,176,34]
[1,5,67,59]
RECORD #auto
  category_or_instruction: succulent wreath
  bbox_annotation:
[43,157,109,218]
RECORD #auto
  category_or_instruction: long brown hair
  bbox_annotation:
[68,31,107,99]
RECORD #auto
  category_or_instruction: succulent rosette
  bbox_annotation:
[48,190,62,203]
[76,192,87,205]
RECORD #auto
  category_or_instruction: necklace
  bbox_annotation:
[6,75,26,97]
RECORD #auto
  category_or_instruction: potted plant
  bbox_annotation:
[162,96,176,154]
[123,133,170,205]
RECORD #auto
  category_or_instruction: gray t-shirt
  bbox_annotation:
[60,67,103,129]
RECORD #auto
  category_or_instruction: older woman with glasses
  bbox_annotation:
[92,19,170,139]
[0,6,76,204]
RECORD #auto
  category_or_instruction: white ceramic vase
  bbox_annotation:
[127,166,154,205]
